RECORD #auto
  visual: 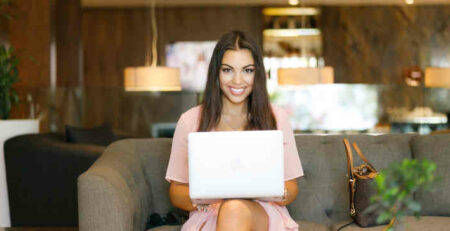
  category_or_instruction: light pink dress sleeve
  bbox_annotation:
[165,112,191,184]
[273,106,304,180]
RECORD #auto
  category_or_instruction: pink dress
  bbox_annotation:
[165,105,304,231]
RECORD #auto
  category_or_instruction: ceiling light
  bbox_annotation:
[264,28,321,37]
[405,0,414,4]
[278,67,334,85]
[124,0,181,92]
[425,67,450,88]
[289,0,299,6]
[263,7,320,16]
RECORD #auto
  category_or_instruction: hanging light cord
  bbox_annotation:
[145,0,158,67]
[151,0,157,67]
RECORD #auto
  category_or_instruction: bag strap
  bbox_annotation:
[343,138,356,217]
[352,142,377,172]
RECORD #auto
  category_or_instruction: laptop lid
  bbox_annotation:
[188,130,284,203]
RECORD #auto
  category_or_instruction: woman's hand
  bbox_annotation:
[273,179,298,206]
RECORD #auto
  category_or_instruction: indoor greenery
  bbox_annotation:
[0,44,19,119]
[369,159,437,231]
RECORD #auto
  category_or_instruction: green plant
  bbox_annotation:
[368,159,437,231]
[0,0,14,23]
[0,44,19,119]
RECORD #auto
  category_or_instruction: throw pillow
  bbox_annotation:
[65,124,117,146]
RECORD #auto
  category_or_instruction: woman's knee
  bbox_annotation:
[218,199,252,219]
[217,200,268,231]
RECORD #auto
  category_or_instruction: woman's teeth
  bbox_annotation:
[230,87,245,94]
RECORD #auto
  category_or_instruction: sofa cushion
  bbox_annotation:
[65,124,116,146]
[288,134,416,225]
[412,133,450,216]
[330,216,450,231]
[297,220,329,231]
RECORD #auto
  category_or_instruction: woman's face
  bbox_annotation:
[219,49,255,105]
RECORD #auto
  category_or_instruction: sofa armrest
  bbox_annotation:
[5,134,104,226]
[78,139,153,231]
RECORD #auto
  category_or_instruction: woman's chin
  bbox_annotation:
[224,94,249,105]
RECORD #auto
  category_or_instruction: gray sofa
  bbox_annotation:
[78,133,450,231]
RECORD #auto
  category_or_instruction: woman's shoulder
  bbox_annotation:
[181,105,202,120]
[178,105,202,130]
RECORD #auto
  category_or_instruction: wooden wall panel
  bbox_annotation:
[81,6,263,87]
[9,0,50,87]
[55,0,82,86]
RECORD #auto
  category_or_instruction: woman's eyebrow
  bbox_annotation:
[221,64,255,68]
[221,64,234,69]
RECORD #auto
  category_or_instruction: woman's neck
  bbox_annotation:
[221,96,247,116]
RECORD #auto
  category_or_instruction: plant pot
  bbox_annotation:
[0,119,39,227]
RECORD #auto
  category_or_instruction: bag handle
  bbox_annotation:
[343,138,354,180]
[352,142,377,173]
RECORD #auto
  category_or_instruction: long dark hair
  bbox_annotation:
[197,31,276,131]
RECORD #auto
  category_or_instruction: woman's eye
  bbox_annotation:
[244,68,255,74]
[222,68,232,73]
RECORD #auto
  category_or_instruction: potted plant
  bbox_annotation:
[0,44,19,119]
[0,1,40,227]
[368,159,438,231]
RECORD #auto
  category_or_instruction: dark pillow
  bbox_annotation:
[65,124,117,146]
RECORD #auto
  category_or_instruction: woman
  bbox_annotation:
[165,31,304,231]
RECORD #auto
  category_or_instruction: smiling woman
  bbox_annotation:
[198,31,276,132]
[165,31,304,231]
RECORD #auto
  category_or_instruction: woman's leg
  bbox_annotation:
[216,199,269,231]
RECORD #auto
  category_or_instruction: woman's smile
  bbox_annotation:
[229,87,246,95]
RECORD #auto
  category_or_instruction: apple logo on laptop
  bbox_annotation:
[230,159,244,171]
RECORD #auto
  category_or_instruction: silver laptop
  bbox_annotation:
[188,130,284,204]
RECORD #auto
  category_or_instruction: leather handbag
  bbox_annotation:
[343,138,386,227]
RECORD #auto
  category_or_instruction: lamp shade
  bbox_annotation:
[278,67,334,85]
[425,67,450,88]
[124,66,181,91]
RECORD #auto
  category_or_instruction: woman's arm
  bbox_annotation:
[275,179,299,206]
[169,181,197,211]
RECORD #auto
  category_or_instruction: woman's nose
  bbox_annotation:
[232,72,243,84]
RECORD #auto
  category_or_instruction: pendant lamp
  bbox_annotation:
[124,0,181,92]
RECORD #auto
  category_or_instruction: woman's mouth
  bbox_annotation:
[229,87,245,96]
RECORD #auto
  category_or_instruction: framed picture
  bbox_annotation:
[166,41,217,92]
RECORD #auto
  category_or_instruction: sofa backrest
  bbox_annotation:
[288,134,416,225]
[411,134,450,217]
[141,134,418,224]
